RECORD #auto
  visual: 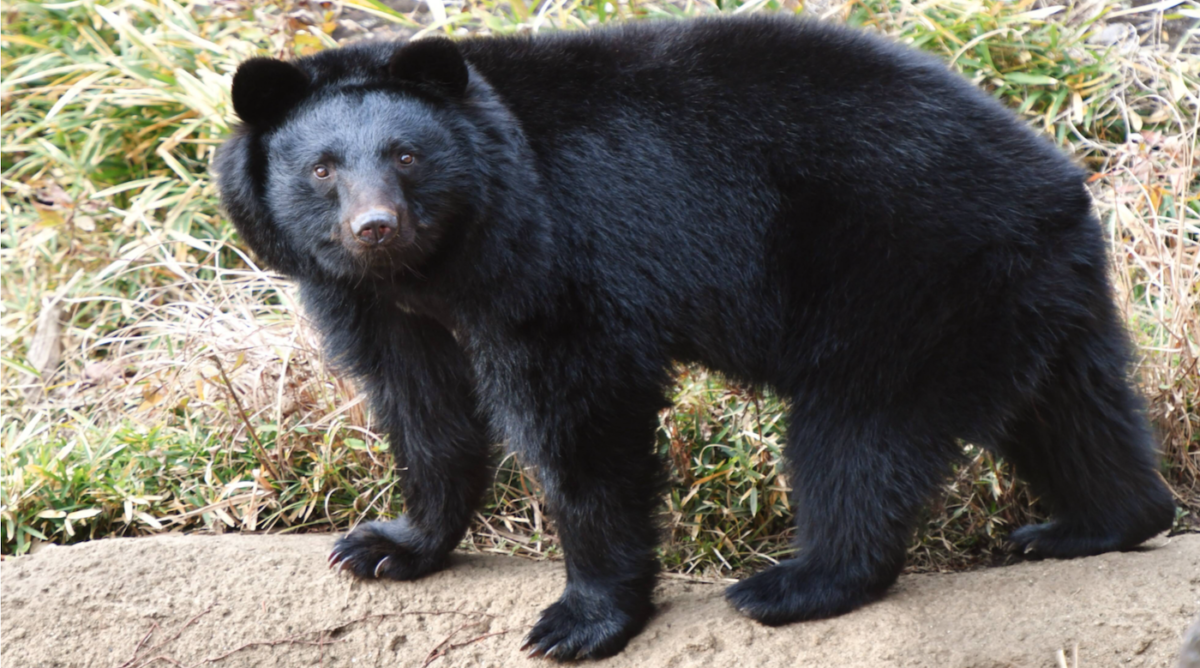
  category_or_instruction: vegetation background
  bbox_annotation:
[1,0,1197,578]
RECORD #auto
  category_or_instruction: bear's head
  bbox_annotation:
[216,38,484,282]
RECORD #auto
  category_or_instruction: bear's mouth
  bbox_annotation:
[326,211,431,280]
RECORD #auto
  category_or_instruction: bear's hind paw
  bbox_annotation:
[1007,521,1142,559]
[725,559,885,626]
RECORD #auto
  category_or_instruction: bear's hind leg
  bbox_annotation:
[726,411,957,625]
[997,322,1174,557]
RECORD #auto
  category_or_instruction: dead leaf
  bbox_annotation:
[82,362,118,386]
[31,182,73,209]
[23,300,63,400]
[30,182,75,228]
[136,512,163,530]
[138,383,167,412]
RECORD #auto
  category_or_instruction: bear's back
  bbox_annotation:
[455,18,1085,232]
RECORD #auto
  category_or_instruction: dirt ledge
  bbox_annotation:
[2,533,1197,667]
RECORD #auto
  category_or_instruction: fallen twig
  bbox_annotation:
[199,633,344,664]
[423,628,512,667]
[117,623,160,668]
[191,609,497,665]
[120,606,214,668]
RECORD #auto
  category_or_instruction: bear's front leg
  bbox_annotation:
[323,306,492,581]
[511,378,669,660]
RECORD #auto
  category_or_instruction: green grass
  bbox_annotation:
[2,0,1197,576]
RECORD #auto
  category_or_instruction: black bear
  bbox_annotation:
[216,16,1175,660]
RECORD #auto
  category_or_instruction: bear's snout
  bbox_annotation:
[351,209,398,246]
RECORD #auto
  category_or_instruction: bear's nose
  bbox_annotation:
[351,210,397,245]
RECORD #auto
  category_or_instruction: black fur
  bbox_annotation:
[215,16,1175,661]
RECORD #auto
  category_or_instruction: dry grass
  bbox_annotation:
[1,0,1196,577]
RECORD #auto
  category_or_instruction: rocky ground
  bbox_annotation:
[2,532,1198,667]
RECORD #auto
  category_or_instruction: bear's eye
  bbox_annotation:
[398,154,415,166]
[313,164,331,179]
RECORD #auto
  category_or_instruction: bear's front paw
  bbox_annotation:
[521,590,650,661]
[329,517,447,581]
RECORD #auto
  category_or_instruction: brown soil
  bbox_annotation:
[2,533,1197,667]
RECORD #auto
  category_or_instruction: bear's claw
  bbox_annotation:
[373,556,392,578]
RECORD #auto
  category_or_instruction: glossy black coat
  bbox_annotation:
[216,17,1174,660]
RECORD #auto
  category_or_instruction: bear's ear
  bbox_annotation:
[388,37,469,98]
[231,58,310,127]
